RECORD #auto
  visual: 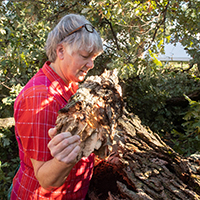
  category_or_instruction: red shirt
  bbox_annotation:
[11,61,95,200]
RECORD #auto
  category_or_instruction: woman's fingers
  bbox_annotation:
[48,132,81,164]
[49,136,80,157]
[48,132,72,147]
[62,145,81,163]
[56,142,81,163]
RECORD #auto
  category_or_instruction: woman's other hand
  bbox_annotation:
[47,128,81,164]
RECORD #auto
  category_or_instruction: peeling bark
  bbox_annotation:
[56,70,200,200]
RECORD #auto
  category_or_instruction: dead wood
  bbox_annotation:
[0,117,15,128]
[56,69,200,200]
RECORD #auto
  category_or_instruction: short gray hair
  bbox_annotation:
[45,14,103,62]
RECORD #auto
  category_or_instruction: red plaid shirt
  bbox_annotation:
[11,61,95,200]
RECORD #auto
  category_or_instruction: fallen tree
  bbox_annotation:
[56,70,200,200]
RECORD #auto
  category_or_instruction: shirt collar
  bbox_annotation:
[42,61,78,102]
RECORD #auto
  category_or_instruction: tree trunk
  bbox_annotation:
[166,90,200,107]
[56,70,200,200]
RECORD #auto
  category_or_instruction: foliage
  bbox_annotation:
[86,0,200,76]
[172,96,200,156]
[0,0,51,117]
[1,0,200,108]
[122,65,200,133]
[0,84,23,118]
[0,127,19,199]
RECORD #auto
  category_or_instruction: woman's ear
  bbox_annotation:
[56,44,65,60]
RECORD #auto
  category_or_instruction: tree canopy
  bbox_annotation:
[1,0,199,86]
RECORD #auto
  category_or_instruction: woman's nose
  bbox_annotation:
[86,59,94,69]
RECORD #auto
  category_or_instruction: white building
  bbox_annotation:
[157,42,192,62]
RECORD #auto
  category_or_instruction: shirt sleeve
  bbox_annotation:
[15,85,61,162]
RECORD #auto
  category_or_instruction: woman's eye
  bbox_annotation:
[80,54,88,58]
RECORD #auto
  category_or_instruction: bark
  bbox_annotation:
[56,70,200,200]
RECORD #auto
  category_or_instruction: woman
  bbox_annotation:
[11,13,103,199]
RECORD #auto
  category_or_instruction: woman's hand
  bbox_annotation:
[48,128,81,164]
[31,128,81,190]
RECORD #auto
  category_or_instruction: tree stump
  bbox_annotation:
[56,70,200,200]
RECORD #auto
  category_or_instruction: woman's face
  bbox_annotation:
[58,47,99,85]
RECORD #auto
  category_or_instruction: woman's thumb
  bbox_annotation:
[48,127,57,139]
